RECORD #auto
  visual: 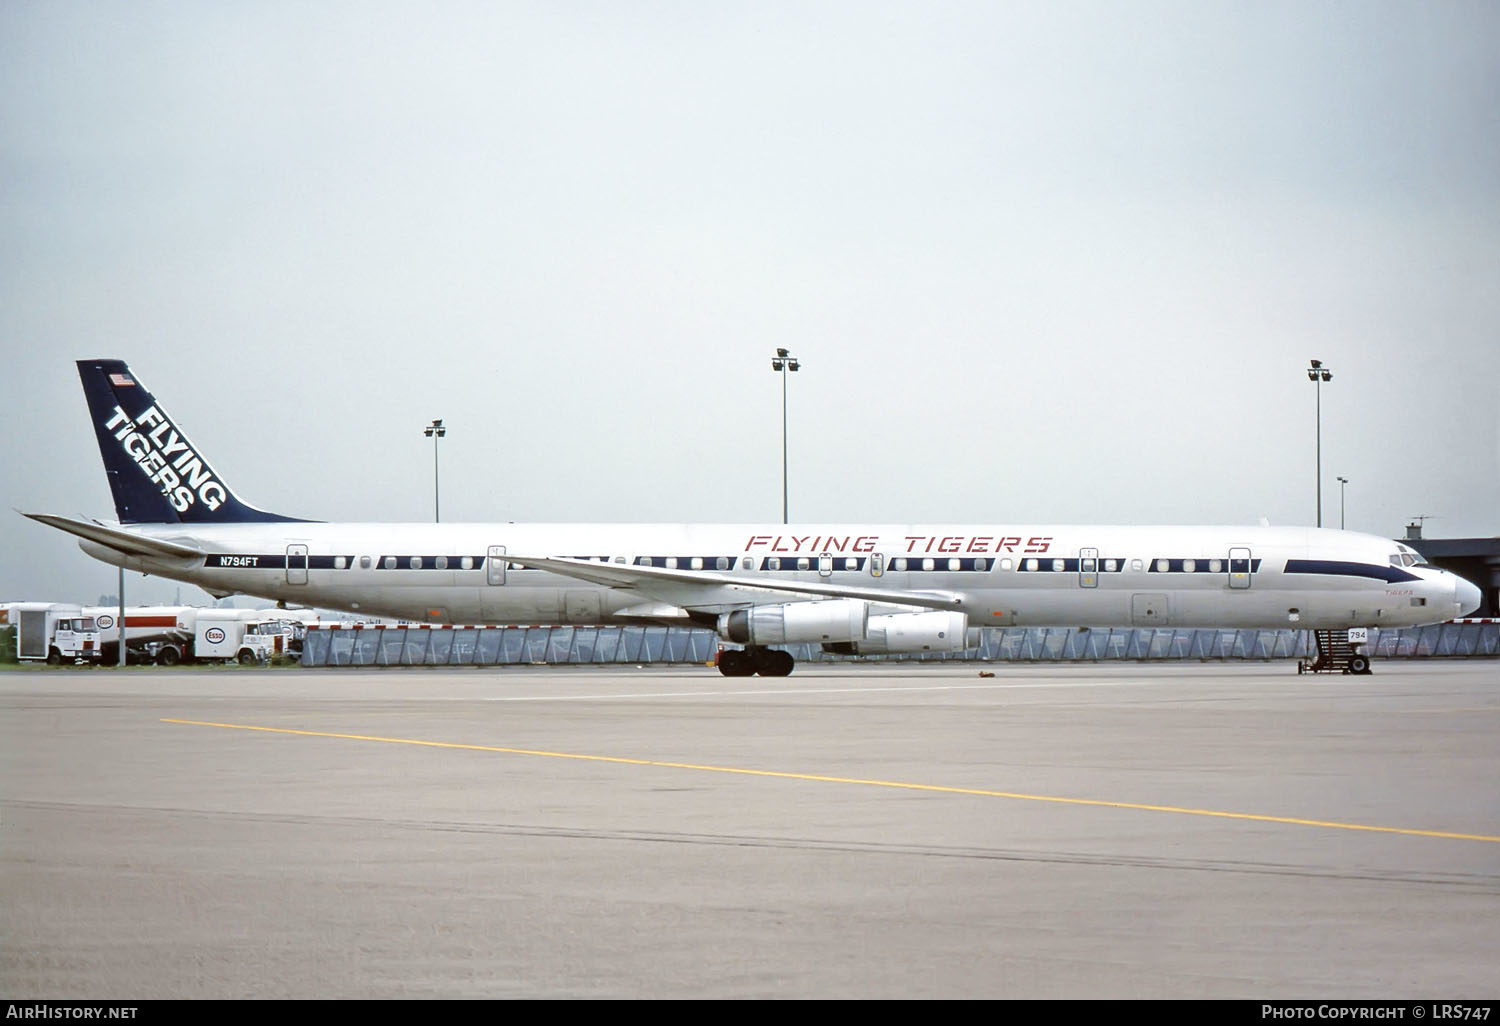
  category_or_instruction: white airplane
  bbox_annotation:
[24,360,1481,677]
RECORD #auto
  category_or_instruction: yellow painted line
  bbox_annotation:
[162,718,1500,844]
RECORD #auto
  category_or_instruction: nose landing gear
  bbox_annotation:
[1297,629,1374,675]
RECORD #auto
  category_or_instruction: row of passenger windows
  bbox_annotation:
[334,554,1255,574]
[339,555,483,571]
[637,555,737,570]
[885,557,990,572]
[1018,557,1250,573]
[635,555,996,572]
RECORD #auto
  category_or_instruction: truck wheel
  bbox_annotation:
[47,648,62,666]
[1349,654,1371,675]
[238,650,255,666]
[157,645,180,666]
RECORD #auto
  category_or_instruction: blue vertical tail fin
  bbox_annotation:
[77,359,306,524]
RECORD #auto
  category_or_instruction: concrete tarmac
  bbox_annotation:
[2,660,1497,1000]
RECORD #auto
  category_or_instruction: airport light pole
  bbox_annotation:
[1307,359,1332,527]
[770,348,799,524]
[424,418,446,522]
[1337,476,1348,530]
[117,567,125,666]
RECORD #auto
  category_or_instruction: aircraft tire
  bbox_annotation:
[754,649,795,677]
[718,650,755,677]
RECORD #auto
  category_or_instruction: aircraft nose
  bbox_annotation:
[1454,575,1482,618]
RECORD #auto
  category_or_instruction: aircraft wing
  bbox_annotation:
[22,513,205,561]
[505,554,966,613]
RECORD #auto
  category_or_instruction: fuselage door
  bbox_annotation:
[1228,547,1252,590]
[487,545,507,586]
[286,544,308,585]
[869,553,885,578]
[1079,547,1099,588]
[818,553,833,578]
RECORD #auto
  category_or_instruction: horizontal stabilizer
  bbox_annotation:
[22,513,204,561]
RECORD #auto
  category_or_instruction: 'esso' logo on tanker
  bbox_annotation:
[97,615,114,629]
[204,628,226,644]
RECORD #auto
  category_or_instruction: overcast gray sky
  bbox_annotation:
[3,1,1497,606]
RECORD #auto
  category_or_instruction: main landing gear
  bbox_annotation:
[717,646,795,677]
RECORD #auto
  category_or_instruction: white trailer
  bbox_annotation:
[2,603,317,667]
[81,605,196,665]
[191,612,299,665]
[5,603,104,664]
[83,606,317,665]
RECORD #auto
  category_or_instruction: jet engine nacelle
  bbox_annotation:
[821,610,976,655]
[718,599,869,646]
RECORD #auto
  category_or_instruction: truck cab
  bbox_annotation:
[10,604,103,665]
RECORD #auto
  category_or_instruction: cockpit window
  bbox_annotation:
[1389,550,1425,568]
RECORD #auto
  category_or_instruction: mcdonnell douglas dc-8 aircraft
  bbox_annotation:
[23,360,1481,676]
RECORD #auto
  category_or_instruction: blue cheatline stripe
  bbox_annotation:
[861,557,992,572]
[375,555,488,570]
[1009,558,1259,573]
[203,554,290,569]
[1146,558,1263,573]
[1283,560,1421,584]
[635,555,739,570]
[203,554,482,570]
[1020,558,1114,573]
